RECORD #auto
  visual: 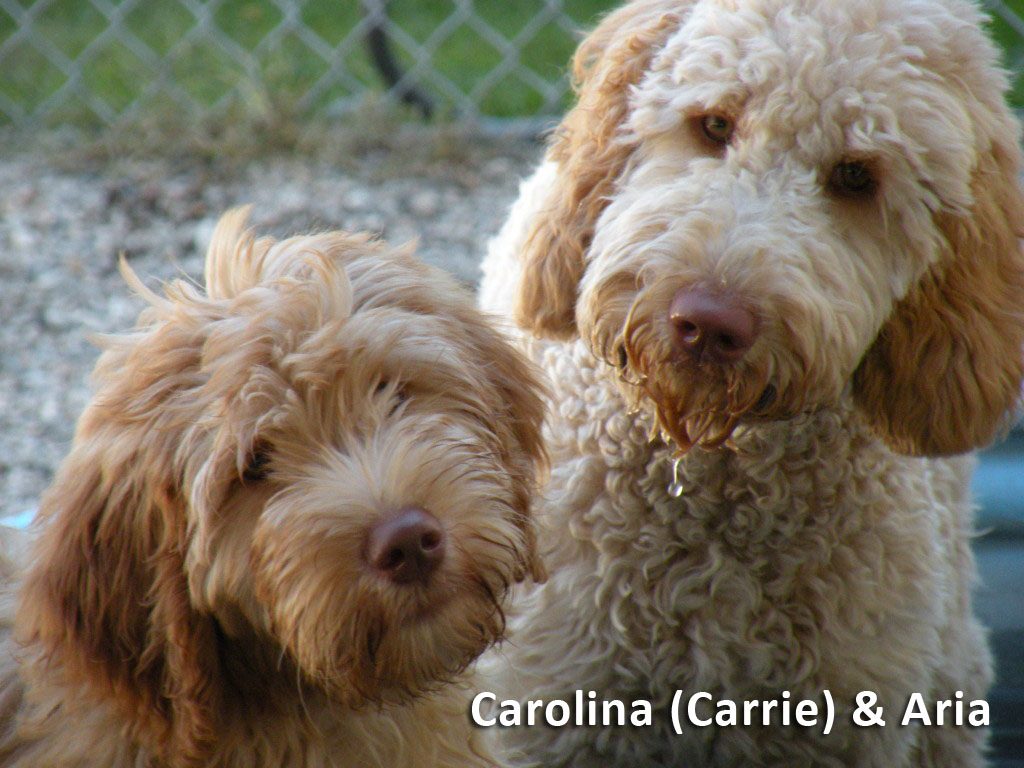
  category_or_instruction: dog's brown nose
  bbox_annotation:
[367,508,445,585]
[669,288,756,364]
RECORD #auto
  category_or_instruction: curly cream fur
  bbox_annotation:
[0,208,547,767]
[480,0,1022,765]
[514,0,685,339]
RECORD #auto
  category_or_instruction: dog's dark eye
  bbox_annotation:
[830,161,876,197]
[243,443,271,483]
[700,114,734,145]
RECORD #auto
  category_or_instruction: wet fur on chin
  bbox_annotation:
[0,207,546,768]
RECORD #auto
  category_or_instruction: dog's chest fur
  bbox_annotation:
[521,338,971,714]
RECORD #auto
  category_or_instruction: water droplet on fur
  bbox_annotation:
[667,456,685,497]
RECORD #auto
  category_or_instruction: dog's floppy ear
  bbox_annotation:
[17,288,223,765]
[454,301,549,583]
[490,341,549,583]
[853,134,1024,456]
[514,0,685,339]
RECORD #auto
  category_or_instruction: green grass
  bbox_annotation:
[984,0,1024,106]
[0,0,1022,130]
[0,0,615,129]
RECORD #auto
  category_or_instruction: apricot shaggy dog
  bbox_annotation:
[480,0,1024,765]
[0,209,545,767]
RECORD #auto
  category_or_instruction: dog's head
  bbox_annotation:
[517,0,1024,455]
[17,208,546,764]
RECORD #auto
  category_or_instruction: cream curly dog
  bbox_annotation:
[0,209,546,767]
[480,0,1024,765]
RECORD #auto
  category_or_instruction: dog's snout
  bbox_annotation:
[668,288,756,364]
[367,507,446,585]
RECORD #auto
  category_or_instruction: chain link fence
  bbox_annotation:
[0,0,1022,130]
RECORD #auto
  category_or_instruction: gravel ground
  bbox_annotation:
[0,134,542,519]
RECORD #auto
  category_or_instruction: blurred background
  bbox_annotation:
[0,0,1022,763]
[0,0,622,131]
